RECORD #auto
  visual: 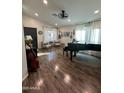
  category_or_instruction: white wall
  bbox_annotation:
[22,28,28,81]
[22,14,46,49]
[59,26,75,46]
[22,14,76,47]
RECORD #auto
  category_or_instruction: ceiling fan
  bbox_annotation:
[52,10,69,19]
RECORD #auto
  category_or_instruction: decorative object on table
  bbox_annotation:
[38,31,43,35]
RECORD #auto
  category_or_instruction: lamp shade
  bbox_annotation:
[25,35,33,41]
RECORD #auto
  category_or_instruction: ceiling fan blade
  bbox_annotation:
[64,15,68,17]
[52,14,57,16]
[52,10,68,19]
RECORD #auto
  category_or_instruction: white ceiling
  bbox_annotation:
[22,0,101,27]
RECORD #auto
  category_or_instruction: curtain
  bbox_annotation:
[75,25,86,43]
[89,21,101,44]
[75,20,101,44]
[75,30,86,43]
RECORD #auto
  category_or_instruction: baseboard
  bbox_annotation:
[22,73,28,82]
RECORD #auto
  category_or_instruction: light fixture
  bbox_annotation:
[25,35,33,41]
[55,23,58,26]
[94,10,99,14]
[34,13,39,16]
[25,35,33,48]
[68,19,71,22]
[43,0,48,5]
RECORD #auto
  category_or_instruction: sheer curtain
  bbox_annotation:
[75,20,101,44]
[75,25,86,43]
[43,27,57,43]
[89,21,101,44]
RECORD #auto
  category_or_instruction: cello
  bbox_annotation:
[26,44,39,72]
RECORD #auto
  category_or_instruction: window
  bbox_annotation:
[75,21,101,44]
[43,29,57,43]
[48,31,55,42]
[75,30,86,43]
[90,28,100,44]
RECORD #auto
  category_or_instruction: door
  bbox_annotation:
[24,27,38,49]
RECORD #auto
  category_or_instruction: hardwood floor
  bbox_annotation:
[22,47,101,93]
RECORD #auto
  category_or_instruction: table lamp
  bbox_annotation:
[25,35,33,48]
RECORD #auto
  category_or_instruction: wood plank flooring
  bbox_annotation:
[22,47,101,93]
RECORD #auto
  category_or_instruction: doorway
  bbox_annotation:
[24,27,38,49]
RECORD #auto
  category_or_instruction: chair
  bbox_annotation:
[54,41,61,47]
[43,42,52,48]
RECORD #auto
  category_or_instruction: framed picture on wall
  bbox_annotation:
[63,32,70,37]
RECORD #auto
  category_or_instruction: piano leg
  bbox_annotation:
[74,51,76,57]
[66,51,68,56]
[63,50,68,56]
[70,51,73,61]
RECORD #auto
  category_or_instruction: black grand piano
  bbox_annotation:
[63,43,101,61]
